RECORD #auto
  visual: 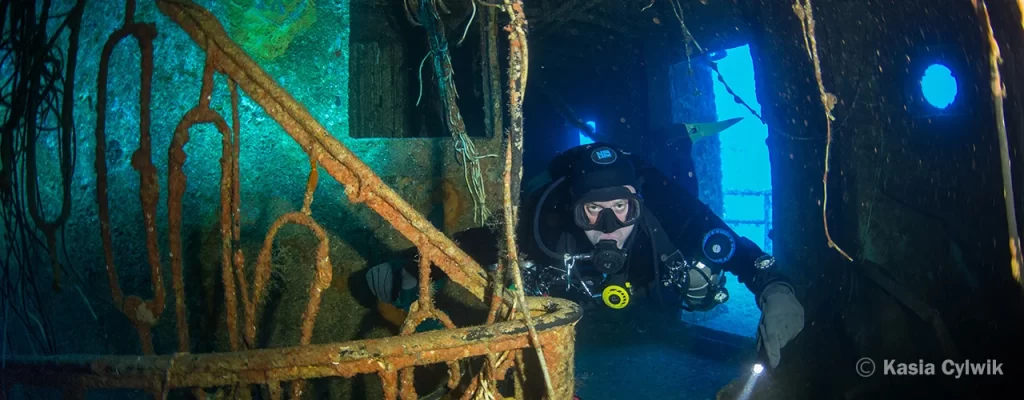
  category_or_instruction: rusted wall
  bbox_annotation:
[738,0,1023,398]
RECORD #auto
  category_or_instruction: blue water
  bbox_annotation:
[679,44,769,339]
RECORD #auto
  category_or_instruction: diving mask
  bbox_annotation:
[572,188,642,234]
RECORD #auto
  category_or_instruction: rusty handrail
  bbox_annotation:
[4,0,573,398]
[3,297,580,395]
[155,0,493,302]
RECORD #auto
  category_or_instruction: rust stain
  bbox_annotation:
[432,179,466,234]
[330,267,350,294]
[377,300,409,328]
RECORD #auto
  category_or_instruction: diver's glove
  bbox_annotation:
[756,282,804,368]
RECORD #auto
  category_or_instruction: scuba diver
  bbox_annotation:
[356,142,805,370]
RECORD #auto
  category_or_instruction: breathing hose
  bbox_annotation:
[533,177,568,260]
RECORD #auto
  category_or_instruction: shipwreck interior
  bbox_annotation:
[1,0,1024,399]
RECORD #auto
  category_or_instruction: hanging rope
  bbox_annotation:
[497,3,557,397]
[793,0,853,262]
[972,0,1023,287]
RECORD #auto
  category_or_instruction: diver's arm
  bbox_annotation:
[676,204,792,306]
[721,233,793,306]
[639,168,793,306]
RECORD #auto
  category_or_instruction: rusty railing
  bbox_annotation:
[2,0,578,399]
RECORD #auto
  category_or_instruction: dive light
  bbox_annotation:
[735,342,770,400]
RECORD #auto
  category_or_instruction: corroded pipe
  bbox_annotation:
[4,298,581,394]
[155,0,492,301]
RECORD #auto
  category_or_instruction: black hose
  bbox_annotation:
[532,177,568,260]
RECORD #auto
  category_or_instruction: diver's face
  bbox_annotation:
[581,186,636,248]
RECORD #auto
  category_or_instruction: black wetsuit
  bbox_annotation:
[358,149,791,313]
[514,156,791,311]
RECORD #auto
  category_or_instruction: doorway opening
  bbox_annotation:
[680,44,771,339]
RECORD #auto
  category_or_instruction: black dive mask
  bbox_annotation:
[572,192,642,234]
[591,239,627,274]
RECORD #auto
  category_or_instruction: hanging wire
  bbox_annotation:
[1,0,89,356]
[659,0,816,141]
